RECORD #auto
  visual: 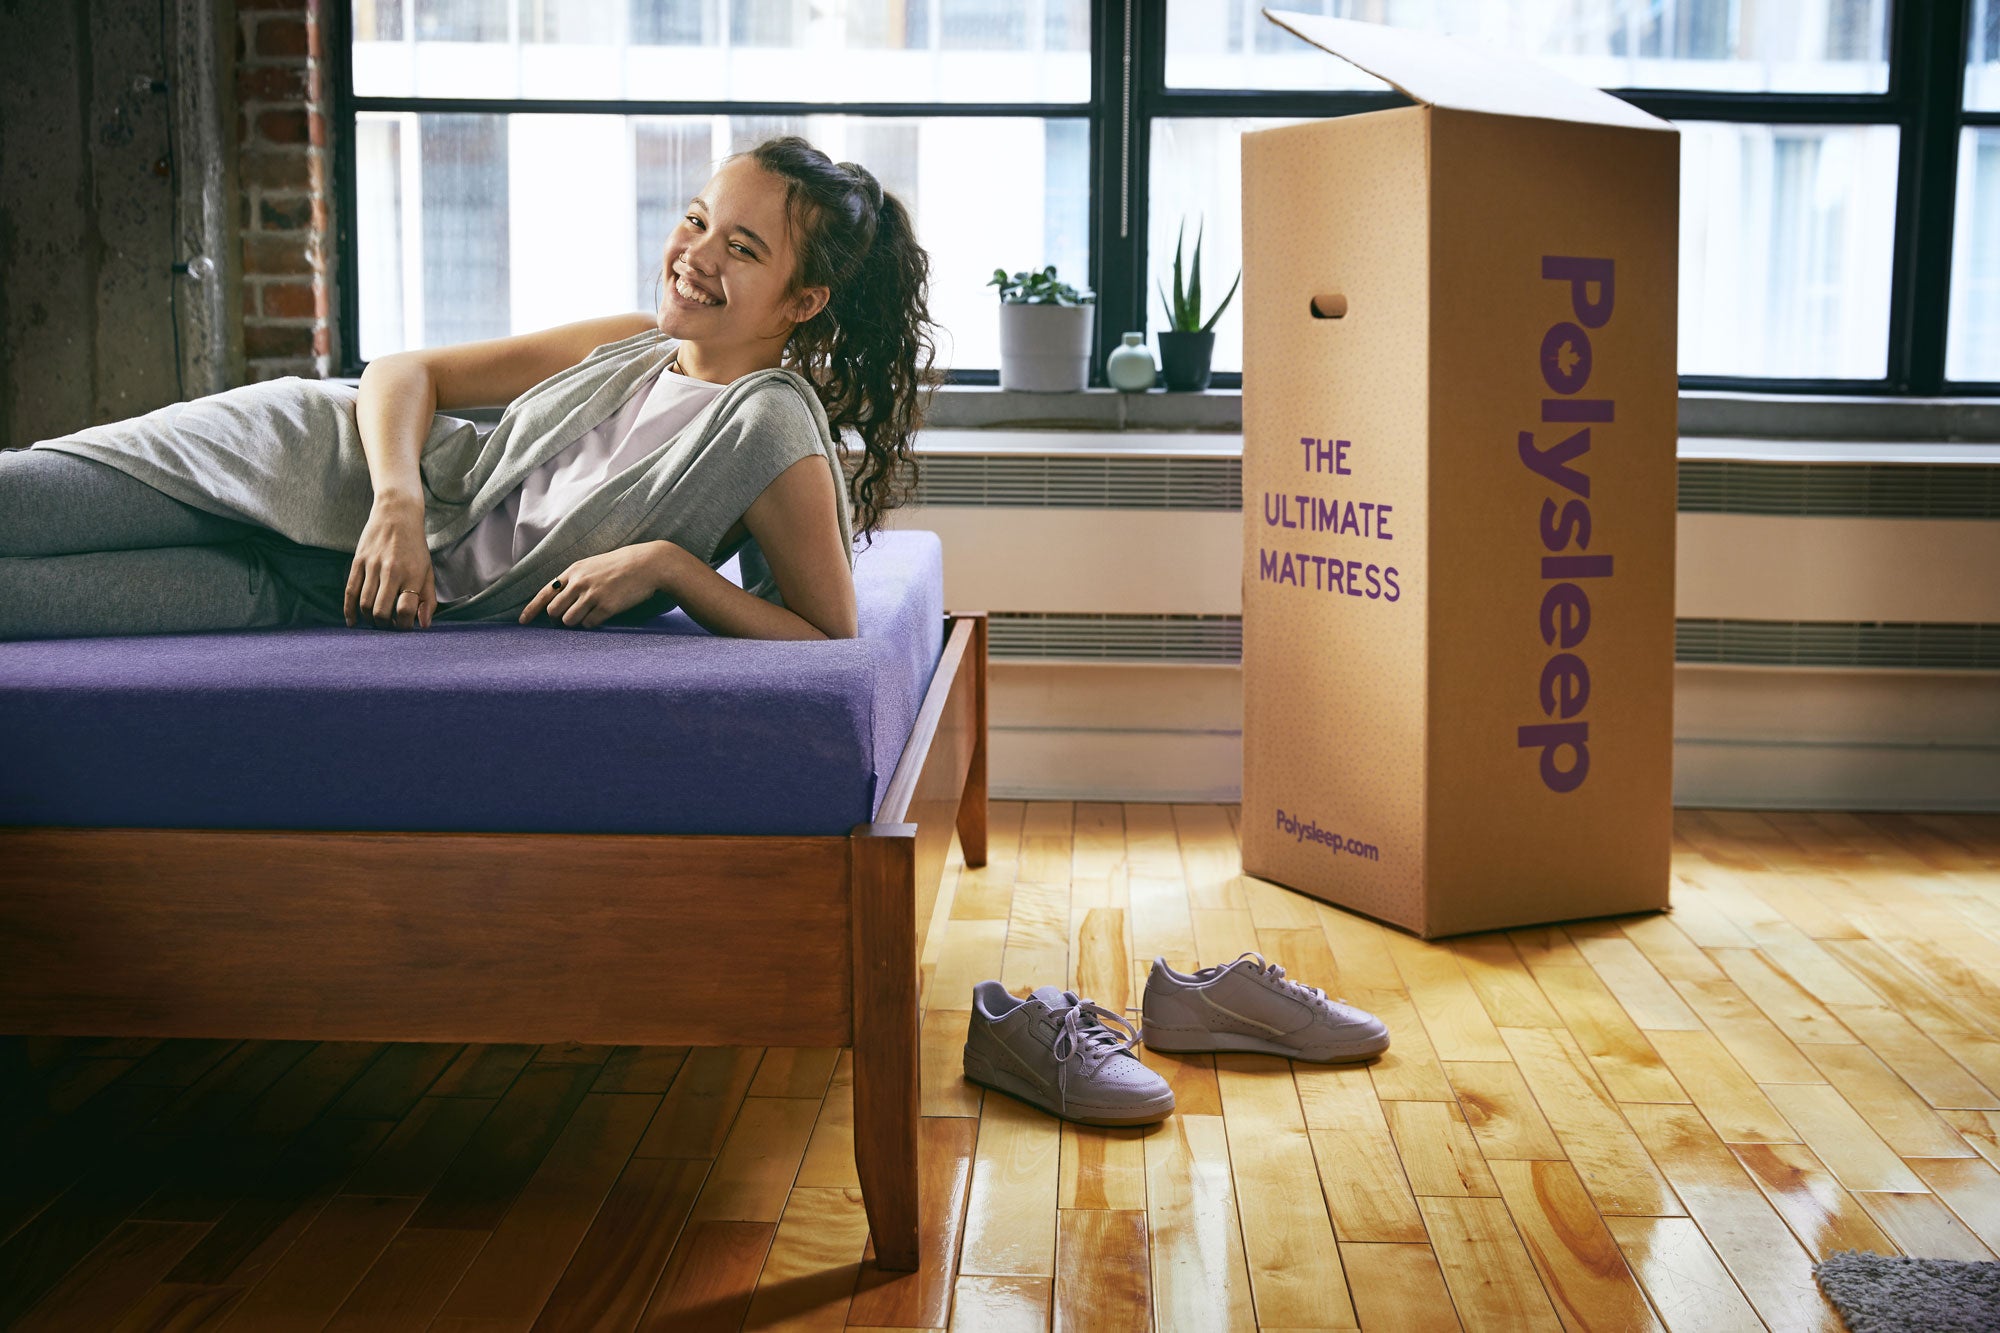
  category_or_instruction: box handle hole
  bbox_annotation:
[1309,293,1348,319]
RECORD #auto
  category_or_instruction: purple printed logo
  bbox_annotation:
[1517,255,1615,794]
[1275,808,1380,861]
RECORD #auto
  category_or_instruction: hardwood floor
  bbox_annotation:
[3,805,1998,1330]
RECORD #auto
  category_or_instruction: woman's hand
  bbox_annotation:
[346,495,435,630]
[520,541,682,628]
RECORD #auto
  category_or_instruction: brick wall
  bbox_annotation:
[236,0,335,382]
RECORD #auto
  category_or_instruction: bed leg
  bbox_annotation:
[851,824,920,1272]
[954,612,989,869]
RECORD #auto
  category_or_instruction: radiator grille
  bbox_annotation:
[987,612,2000,670]
[1673,620,2000,670]
[986,612,1243,663]
[1677,461,2000,518]
[895,454,2000,518]
[905,455,1241,510]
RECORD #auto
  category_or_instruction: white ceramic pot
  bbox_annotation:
[998,301,1096,391]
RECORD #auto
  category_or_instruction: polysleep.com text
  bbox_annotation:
[1275,808,1380,861]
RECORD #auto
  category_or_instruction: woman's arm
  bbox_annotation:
[657,545,843,640]
[644,452,860,639]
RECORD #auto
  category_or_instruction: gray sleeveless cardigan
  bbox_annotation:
[26,328,855,623]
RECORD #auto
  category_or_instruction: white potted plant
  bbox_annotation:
[989,264,1096,391]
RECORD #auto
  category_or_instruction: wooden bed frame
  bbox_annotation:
[0,609,989,1273]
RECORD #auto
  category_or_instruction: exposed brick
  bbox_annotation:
[258,193,313,230]
[310,195,328,234]
[309,109,326,148]
[243,284,259,319]
[241,148,310,191]
[244,233,313,276]
[245,324,315,359]
[261,280,316,318]
[238,64,307,101]
[254,17,309,59]
[307,63,323,103]
[236,0,307,11]
[313,324,331,358]
[257,109,310,145]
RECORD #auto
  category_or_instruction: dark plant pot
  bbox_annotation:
[1157,330,1216,391]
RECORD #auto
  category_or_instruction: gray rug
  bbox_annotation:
[1814,1251,2000,1332]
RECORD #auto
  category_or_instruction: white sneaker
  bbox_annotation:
[964,982,1176,1126]
[1141,952,1390,1062]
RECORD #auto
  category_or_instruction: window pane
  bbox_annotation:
[1948,127,2000,382]
[1166,0,1891,95]
[355,111,1089,373]
[1149,116,1897,381]
[1679,121,1897,379]
[1147,117,1312,376]
[1971,0,2000,110]
[351,0,1092,102]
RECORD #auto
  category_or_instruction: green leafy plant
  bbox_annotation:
[988,264,1095,306]
[1157,215,1241,333]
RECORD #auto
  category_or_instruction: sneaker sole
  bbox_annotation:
[963,1045,1175,1127]
[1141,1023,1390,1063]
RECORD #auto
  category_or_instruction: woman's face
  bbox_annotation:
[655,157,828,346]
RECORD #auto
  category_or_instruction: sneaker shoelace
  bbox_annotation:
[1209,950,1347,1010]
[1049,997,1143,1112]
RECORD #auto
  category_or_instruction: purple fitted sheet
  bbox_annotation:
[0,528,946,836]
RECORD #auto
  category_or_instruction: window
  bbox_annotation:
[335,0,1998,394]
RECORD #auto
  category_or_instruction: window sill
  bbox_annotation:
[326,378,2000,444]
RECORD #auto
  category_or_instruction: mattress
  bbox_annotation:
[0,528,946,836]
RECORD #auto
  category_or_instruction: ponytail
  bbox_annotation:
[729,135,941,548]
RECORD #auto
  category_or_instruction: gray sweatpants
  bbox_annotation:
[0,447,357,641]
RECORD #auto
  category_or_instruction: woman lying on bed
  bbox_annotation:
[0,134,939,643]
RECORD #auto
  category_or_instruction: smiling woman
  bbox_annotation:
[1,135,943,645]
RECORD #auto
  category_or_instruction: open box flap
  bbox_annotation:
[1262,8,1673,133]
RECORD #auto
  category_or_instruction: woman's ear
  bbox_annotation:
[792,284,831,324]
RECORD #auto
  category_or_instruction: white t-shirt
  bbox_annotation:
[431,360,728,601]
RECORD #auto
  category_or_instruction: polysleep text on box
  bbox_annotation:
[1516,254,1617,797]
[1274,808,1380,861]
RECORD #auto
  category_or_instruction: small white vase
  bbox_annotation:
[1105,331,1157,392]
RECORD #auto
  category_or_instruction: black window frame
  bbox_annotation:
[332,0,1997,396]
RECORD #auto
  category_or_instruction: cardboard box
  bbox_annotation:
[1239,10,1680,939]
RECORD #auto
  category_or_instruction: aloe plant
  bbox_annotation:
[1157,215,1241,333]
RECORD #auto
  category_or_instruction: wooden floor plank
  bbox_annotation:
[1215,1055,1355,1328]
[1489,1159,1664,1333]
[1605,1216,1763,1333]
[430,1091,658,1330]
[217,1194,417,1332]
[846,1115,978,1330]
[528,1155,708,1333]
[1419,1195,1562,1331]
[634,1219,775,1331]
[1293,1063,1427,1243]
[1623,1102,1842,1331]
[739,1185,873,1331]
[1051,1209,1149,1333]
[1143,1113,1256,1330]
[957,1094,1060,1278]
[11,1220,207,1333]
[1730,1141,1899,1261]
[1338,1242,1462,1332]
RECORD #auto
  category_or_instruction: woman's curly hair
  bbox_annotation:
[722,134,942,549]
